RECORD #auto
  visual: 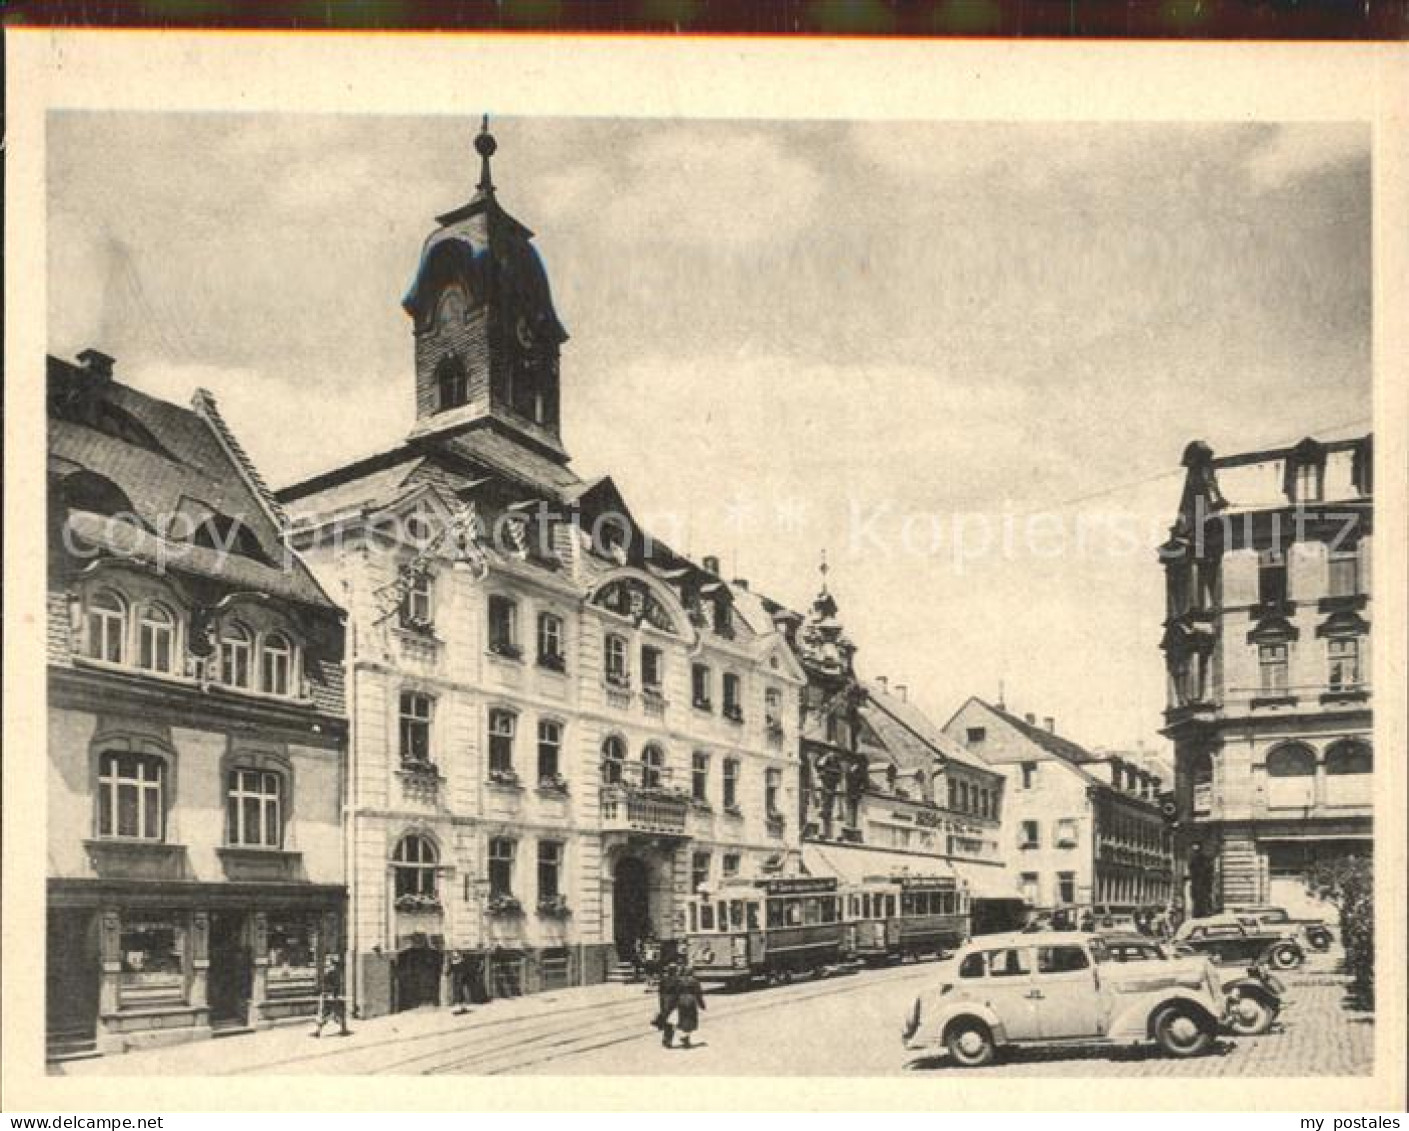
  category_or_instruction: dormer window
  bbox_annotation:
[136,602,177,674]
[1292,460,1322,503]
[86,588,128,664]
[261,632,293,696]
[219,621,254,688]
[401,569,434,630]
[435,354,468,412]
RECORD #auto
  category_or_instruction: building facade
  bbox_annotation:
[1159,435,1373,917]
[279,124,805,1016]
[944,698,1173,912]
[46,352,347,1059]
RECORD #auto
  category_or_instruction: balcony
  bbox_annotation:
[600,784,690,837]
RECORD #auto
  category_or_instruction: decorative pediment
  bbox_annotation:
[1246,614,1299,645]
[588,571,687,636]
[1316,610,1370,639]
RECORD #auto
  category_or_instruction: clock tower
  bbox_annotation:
[402,118,569,462]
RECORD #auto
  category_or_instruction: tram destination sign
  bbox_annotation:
[761,877,838,895]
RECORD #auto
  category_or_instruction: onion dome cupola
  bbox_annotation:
[797,551,857,680]
[402,117,570,462]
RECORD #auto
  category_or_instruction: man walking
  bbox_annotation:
[653,959,680,1048]
[312,954,351,1038]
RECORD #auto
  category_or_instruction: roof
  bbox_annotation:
[971,697,1102,766]
[865,685,999,776]
[48,356,337,612]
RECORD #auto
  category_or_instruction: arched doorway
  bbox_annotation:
[394,941,442,1011]
[613,856,651,954]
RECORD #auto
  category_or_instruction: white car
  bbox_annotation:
[901,932,1228,1067]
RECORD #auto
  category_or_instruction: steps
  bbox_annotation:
[604,961,639,984]
[46,1029,100,1063]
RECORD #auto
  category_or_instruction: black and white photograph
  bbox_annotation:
[5,31,1405,1114]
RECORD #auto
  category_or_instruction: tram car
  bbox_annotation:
[846,875,969,963]
[683,876,854,988]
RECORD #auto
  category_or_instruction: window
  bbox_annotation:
[118,919,184,1004]
[1038,946,1090,974]
[488,709,517,775]
[1293,460,1322,503]
[87,589,127,663]
[722,758,740,811]
[1325,741,1372,807]
[488,837,516,897]
[691,751,710,803]
[1019,873,1039,905]
[395,691,433,765]
[226,768,281,848]
[1021,762,1037,790]
[219,621,253,688]
[958,781,970,812]
[1328,544,1361,598]
[537,612,565,670]
[958,952,986,979]
[722,673,743,721]
[1258,548,1288,606]
[261,632,293,696]
[392,834,439,900]
[987,948,1031,978]
[966,726,986,745]
[1258,642,1290,696]
[136,603,176,673]
[1328,637,1362,691]
[1019,820,1040,848]
[537,840,563,899]
[765,768,782,816]
[1266,744,1316,809]
[98,752,164,840]
[691,663,712,710]
[640,644,664,691]
[601,735,625,785]
[488,596,520,658]
[641,743,665,789]
[691,851,711,893]
[435,354,468,411]
[1055,818,1078,848]
[764,688,783,729]
[1056,872,1076,904]
[604,633,629,687]
[401,569,433,628]
[722,853,740,878]
[537,719,562,783]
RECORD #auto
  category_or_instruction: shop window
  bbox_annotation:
[136,602,177,674]
[219,620,253,688]
[98,751,165,841]
[261,632,294,696]
[392,834,439,902]
[399,691,434,766]
[490,952,523,999]
[226,767,282,848]
[118,918,185,1007]
[601,735,626,785]
[266,918,318,1000]
[86,588,129,664]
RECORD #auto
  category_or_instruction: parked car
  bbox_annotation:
[1228,905,1334,951]
[900,932,1228,1067]
[1172,915,1304,970]
[1100,933,1287,1035]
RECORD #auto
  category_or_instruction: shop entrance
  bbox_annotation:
[207,912,252,1028]
[612,855,651,954]
[46,909,101,1055]
[394,944,442,1011]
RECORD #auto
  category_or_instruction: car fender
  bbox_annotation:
[1224,979,1281,1012]
[932,1001,1009,1047]
[1129,994,1220,1041]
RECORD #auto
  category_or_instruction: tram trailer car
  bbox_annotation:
[684,877,853,988]
[846,877,969,963]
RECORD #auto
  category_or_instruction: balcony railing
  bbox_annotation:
[600,784,689,836]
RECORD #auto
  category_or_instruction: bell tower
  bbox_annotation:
[402,118,569,462]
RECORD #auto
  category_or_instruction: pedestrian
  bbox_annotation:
[672,963,706,1050]
[652,959,680,1047]
[312,954,351,1038]
[448,949,473,1015]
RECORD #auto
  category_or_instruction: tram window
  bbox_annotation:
[729,900,745,930]
[900,894,912,916]
[958,952,986,979]
[821,898,838,924]
[860,894,871,919]
[700,903,714,931]
[786,900,803,926]
[885,895,897,918]
[747,903,761,930]
[767,900,783,929]
[689,904,697,933]
[804,899,822,926]
[718,901,728,931]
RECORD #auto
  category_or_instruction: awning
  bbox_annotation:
[802,843,956,886]
[950,860,1017,901]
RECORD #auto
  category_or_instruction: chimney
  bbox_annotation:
[896,684,908,702]
[77,348,115,381]
[733,578,749,591]
[1024,712,1036,725]
[875,676,888,693]
[1109,760,1123,786]
[1043,716,1055,733]
[702,555,720,575]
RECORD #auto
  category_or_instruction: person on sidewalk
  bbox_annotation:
[447,950,473,1016]
[652,959,680,1047]
[673,963,706,1049]
[312,955,351,1038]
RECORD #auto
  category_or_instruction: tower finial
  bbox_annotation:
[818,548,830,593]
[475,114,497,194]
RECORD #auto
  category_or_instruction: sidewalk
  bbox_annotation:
[56,978,652,1077]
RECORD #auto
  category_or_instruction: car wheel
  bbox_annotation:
[1227,994,1277,1036]
[1269,943,1301,970]
[1153,1004,1214,1058]
[945,1019,996,1068]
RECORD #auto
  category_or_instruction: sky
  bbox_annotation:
[46,113,1372,753]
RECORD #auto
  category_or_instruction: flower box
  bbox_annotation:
[537,774,570,794]
[537,651,567,673]
[537,895,572,919]
[394,893,442,913]
[488,768,522,789]
[487,894,524,916]
[489,643,523,661]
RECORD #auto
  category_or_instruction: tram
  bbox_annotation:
[683,876,855,988]
[845,875,969,963]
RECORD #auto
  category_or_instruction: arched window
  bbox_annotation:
[1324,741,1372,807]
[1191,751,1214,816]
[86,588,128,664]
[98,751,165,840]
[601,735,626,785]
[261,632,293,696]
[1266,744,1316,810]
[641,743,666,789]
[435,355,468,412]
[392,834,439,902]
[136,602,177,673]
[226,766,282,847]
[219,621,253,689]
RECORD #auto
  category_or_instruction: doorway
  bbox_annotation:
[613,855,651,954]
[394,944,442,1011]
[208,912,252,1028]
[46,909,101,1054]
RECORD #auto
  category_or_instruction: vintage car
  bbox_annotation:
[1228,905,1334,951]
[900,932,1229,1067]
[1100,933,1287,1035]
[1172,915,1304,970]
